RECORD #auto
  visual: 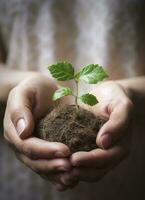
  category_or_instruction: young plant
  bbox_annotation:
[48,61,108,109]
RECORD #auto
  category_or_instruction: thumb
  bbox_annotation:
[96,100,133,149]
[17,111,34,140]
[10,89,35,139]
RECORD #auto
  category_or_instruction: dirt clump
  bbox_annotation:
[36,105,105,153]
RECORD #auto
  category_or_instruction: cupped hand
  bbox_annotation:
[4,73,77,191]
[70,81,134,182]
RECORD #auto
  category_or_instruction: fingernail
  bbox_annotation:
[16,118,26,135]
[100,134,112,149]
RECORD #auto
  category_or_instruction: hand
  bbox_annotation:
[4,73,77,191]
[70,81,134,182]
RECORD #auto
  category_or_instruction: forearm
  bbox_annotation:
[117,76,145,116]
[0,64,37,102]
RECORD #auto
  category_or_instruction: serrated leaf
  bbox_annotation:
[53,87,72,100]
[76,64,108,84]
[48,62,74,81]
[80,93,98,106]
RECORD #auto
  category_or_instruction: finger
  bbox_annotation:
[54,183,68,191]
[96,99,133,149]
[4,118,23,151]
[71,143,127,168]
[38,174,70,191]
[7,87,35,139]
[20,137,71,159]
[4,119,70,159]
[59,172,79,187]
[16,153,72,173]
[40,171,78,189]
[54,181,77,191]
[72,167,107,182]
[5,108,70,159]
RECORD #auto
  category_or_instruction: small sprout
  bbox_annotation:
[48,61,108,108]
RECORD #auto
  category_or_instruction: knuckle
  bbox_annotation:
[34,163,49,174]
[53,164,61,171]
[90,151,103,167]
[90,151,97,159]
[21,142,34,158]
[89,151,104,168]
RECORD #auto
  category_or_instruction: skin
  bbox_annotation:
[1,67,145,191]
[3,72,74,190]
[70,81,133,184]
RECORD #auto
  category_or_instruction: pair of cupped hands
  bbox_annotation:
[4,73,133,191]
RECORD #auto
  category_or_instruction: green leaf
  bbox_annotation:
[75,64,108,84]
[53,87,72,100]
[79,93,98,106]
[48,62,74,81]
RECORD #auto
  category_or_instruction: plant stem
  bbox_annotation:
[75,80,79,110]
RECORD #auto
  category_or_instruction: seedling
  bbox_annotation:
[36,62,108,153]
[48,61,108,109]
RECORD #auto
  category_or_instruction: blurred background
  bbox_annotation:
[0,0,145,200]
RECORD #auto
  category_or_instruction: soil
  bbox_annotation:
[35,105,105,153]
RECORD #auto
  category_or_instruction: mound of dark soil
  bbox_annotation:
[36,105,105,153]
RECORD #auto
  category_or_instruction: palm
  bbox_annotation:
[69,81,133,183]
